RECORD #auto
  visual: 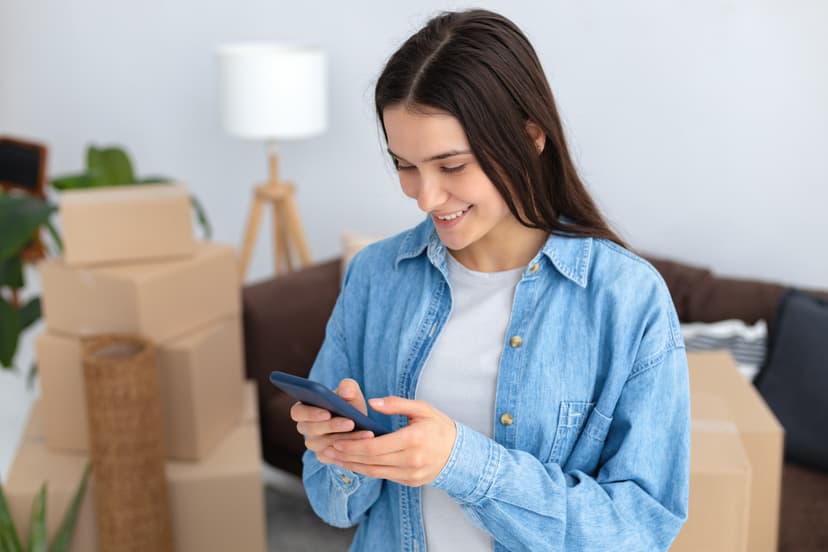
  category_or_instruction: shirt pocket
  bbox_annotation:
[564,406,614,475]
[546,401,594,464]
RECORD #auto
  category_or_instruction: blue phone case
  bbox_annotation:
[269,371,389,436]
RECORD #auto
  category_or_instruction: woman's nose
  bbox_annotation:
[416,174,449,213]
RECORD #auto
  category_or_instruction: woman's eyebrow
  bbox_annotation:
[387,148,471,163]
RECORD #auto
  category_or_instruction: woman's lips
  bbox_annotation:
[433,205,473,228]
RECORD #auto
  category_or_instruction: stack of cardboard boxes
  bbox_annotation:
[674,351,784,552]
[4,184,266,552]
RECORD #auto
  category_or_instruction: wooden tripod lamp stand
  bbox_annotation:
[217,42,327,280]
[240,145,311,277]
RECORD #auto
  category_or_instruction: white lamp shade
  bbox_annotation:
[216,42,327,140]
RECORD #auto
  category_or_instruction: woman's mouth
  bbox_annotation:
[433,205,473,228]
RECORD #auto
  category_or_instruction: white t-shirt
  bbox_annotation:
[415,252,525,551]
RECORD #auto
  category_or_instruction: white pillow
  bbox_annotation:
[340,230,385,279]
[681,319,767,382]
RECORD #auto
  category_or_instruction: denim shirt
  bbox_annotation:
[302,216,690,552]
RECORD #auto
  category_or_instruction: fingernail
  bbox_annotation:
[323,448,336,458]
[369,398,384,408]
[336,419,353,430]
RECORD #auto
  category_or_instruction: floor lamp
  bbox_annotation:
[217,42,327,279]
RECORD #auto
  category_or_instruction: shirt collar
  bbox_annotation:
[394,215,593,288]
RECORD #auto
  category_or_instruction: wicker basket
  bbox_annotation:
[82,335,174,552]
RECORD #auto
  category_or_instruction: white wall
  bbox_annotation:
[2,0,827,474]
[3,0,827,287]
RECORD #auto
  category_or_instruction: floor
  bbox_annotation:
[265,486,355,551]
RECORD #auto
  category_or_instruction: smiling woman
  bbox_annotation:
[291,8,690,552]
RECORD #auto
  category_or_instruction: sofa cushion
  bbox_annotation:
[755,289,828,472]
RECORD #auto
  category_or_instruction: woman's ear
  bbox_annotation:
[525,120,546,154]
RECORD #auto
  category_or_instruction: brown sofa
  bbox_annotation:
[242,254,828,551]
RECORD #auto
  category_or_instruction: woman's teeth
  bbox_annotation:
[436,206,471,220]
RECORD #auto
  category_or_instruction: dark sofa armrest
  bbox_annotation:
[242,257,342,474]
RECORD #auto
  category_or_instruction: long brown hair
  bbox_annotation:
[374,9,626,247]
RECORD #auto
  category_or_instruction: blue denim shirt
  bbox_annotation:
[302,216,690,551]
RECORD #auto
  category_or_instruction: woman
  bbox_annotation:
[291,8,690,551]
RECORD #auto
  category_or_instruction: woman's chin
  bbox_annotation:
[437,233,470,252]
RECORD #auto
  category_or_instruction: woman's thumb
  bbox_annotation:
[336,378,368,415]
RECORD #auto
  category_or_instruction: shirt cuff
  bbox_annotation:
[329,464,364,496]
[430,421,501,503]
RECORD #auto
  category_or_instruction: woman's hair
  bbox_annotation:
[374,9,626,247]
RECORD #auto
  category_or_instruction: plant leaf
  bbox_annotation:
[84,147,103,180]
[48,463,90,552]
[18,298,40,332]
[189,195,213,239]
[0,480,24,552]
[137,176,171,184]
[49,173,98,191]
[95,147,135,185]
[2,532,24,552]
[27,484,46,552]
[86,170,110,188]
[0,257,24,289]
[0,295,21,369]
[0,196,56,260]
[26,362,38,391]
[42,222,63,256]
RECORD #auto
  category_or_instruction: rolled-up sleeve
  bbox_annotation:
[301,257,385,528]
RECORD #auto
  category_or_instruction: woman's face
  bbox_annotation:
[383,104,517,257]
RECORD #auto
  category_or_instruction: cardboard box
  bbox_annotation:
[5,391,266,552]
[157,317,246,460]
[59,183,196,266]
[686,351,784,552]
[671,392,751,551]
[37,316,246,460]
[39,241,239,343]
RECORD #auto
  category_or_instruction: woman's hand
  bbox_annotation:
[290,378,375,462]
[320,396,457,488]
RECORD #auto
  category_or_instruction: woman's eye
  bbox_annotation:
[397,164,415,171]
[442,164,465,174]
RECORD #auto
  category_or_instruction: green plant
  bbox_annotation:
[0,462,91,552]
[0,195,61,370]
[51,145,212,239]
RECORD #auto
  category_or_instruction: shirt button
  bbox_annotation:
[500,413,514,426]
[509,335,523,348]
[340,473,351,484]
[530,263,539,274]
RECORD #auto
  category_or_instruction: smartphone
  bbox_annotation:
[269,371,389,436]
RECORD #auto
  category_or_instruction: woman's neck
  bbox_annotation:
[447,225,549,273]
